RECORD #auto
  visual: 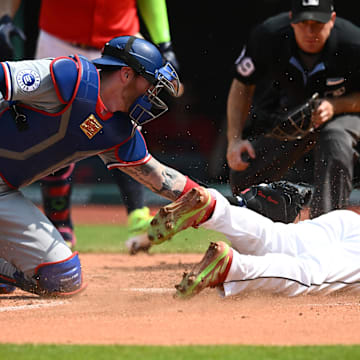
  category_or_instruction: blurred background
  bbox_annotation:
[11,0,359,205]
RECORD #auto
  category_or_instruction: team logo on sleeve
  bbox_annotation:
[16,70,41,92]
[80,114,103,139]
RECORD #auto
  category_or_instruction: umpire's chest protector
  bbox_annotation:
[0,55,140,188]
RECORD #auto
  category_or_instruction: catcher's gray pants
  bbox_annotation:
[0,183,72,284]
[230,114,360,218]
[204,189,360,297]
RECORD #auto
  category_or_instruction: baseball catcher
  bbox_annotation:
[228,181,313,223]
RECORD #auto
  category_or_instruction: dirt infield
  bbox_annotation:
[1,205,360,345]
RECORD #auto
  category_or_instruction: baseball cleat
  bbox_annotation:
[0,283,16,294]
[58,226,77,249]
[126,207,153,255]
[175,241,233,299]
[148,187,215,245]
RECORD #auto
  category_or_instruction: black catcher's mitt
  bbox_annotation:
[230,181,313,223]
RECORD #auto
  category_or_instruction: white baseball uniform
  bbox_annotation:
[203,189,360,297]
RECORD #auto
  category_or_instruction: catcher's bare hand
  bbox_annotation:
[227,139,255,171]
[311,99,334,128]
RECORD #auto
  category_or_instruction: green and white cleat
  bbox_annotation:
[148,187,215,245]
[175,241,233,299]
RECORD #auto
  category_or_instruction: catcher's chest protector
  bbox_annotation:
[0,56,135,188]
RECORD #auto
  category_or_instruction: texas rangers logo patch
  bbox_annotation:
[16,70,41,92]
[80,114,103,139]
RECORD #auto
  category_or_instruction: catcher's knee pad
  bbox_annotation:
[34,252,83,296]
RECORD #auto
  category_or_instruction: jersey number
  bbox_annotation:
[236,57,255,77]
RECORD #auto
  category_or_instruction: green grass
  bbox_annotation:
[73,224,228,253]
[2,345,360,360]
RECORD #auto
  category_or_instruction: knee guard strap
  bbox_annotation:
[41,164,75,227]
[34,252,83,296]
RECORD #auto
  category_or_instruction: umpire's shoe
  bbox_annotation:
[0,283,16,294]
[148,187,216,244]
[175,241,233,299]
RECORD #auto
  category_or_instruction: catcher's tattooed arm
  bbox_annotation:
[120,157,186,201]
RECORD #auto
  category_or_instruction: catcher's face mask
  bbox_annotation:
[129,62,179,135]
[268,93,320,141]
[92,35,180,136]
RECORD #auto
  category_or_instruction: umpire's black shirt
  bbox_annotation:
[234,13,360,135]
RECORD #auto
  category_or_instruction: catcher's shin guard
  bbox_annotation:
[0,252,85,296]
[0,283,16,294]
[41,164,76,247]
[33,252,84,296]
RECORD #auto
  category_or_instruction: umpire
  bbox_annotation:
[226,0,360,218]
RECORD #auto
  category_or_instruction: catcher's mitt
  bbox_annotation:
[231,181,313,223]
[266,93,321,141]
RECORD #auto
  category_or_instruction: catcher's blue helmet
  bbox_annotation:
[93,36,163,85]
[93,36,180,134]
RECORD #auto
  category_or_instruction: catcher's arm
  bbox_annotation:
[119,156,187,201]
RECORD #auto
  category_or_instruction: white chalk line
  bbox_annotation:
[0,300,66,312]
[121,288,360,306]
[121,287,174,294]
[304,303,360,307]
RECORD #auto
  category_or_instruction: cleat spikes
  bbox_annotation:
[159,208,168,216]
[165,222,174,230]
[173,241,233,299]
[148,187,215,245]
